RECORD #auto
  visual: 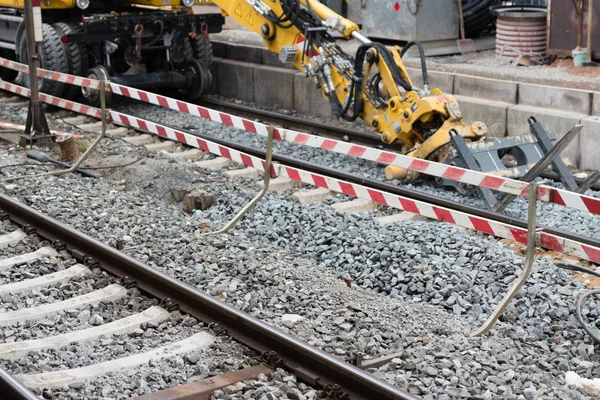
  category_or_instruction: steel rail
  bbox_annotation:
[196,97,388,147]
[0,194,418,400]
[196,97,600,192]
[174,122,600,249]
[0,366,38,400]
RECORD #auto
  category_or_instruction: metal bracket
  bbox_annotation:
[203,125,276,235]
[575,170,600,194]
[449,129,501,209]
[493,124,582,212]
[472,182,538,336]
[447,119,581,210]
[261,350,285,369]
[528,117,577,191]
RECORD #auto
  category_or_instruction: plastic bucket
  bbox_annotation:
[573,49,587,66]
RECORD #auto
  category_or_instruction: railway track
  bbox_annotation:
[197,96,600,192]
[0,191,416,399]
[1,80,600,398]
[2,91,600,261]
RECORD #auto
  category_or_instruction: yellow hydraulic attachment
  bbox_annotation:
[211,0,487,181]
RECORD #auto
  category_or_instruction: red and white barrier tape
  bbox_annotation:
[1,57,600,218]
[0,121,83,139]
[112,110,600,265]
[0,57,536,197]
[0,81,102,119]
[110,110,274,175]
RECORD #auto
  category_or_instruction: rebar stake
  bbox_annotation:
[472,182,538,336]
[203,125,276,235]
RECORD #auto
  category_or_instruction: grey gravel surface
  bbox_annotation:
[0,232,52,259]
[212,369,319,400]
[0,132,597,399]
[0,270,107,311]
[0,257,72,285]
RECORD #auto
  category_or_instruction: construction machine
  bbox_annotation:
[0,0,581,203]
[0,0,224,102]
[208,0,489,182]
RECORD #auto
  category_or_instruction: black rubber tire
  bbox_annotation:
[52,22,89,100]
[173,35,194,67]
[18,23,68,97]
[192,36,213,67]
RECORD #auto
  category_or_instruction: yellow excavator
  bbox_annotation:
[0,0,573,192]
[211,0,489,181]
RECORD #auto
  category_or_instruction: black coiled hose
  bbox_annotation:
[332,42,414,121]
[557,263,600,343]
[401,41,429,88]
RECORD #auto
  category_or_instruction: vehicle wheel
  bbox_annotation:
[192,35,213,67]
[184,58,209,99]
[52,22,89,100]
[18,23,68,97]
[82,65,111,107]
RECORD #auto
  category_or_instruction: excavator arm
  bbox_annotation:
[210,0,487,180]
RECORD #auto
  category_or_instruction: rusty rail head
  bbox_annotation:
[0,193,419,400]
[133,365,273,400]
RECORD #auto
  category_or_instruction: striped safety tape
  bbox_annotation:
[110,111,275,175]
[1,57,600,218]
[0,121,83,139]
[110,110,600,265]
[0,56,537,198]
[0,80,103,119]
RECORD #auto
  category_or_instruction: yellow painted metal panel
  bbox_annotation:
[126,0,181,6]
[0,0,75,9]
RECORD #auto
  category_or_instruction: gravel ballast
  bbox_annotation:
[0,131,597,399]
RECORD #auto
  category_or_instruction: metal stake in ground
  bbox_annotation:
[22,0,51,142]
[472,182,538,336]
[203,126,276,235]
[2,82,109,182]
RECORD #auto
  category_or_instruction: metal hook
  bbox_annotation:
[202,125,276,235]
[472,182,538,336]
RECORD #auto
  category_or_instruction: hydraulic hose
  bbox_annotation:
[556,263,600,343]
[576,290,600,343]
[400,41,429,88]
